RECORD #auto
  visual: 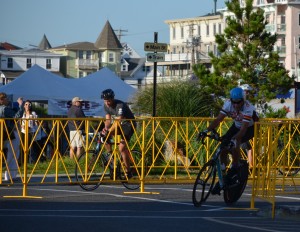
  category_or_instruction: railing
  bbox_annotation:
[0,117,299,215]
[75,59,99,69]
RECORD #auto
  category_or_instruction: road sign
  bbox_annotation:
[146,53,165,62]
[144,42,168,52]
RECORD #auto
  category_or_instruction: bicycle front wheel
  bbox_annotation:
[223,160,248,205]
[119,150,142,190]
[75,152,107,191]
[192,160,216,207]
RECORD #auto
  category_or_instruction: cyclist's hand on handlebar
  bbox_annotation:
[100,128,108,137]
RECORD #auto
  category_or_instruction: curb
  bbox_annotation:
[257,205,300,219]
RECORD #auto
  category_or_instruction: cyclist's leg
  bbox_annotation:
[119,123,134,174]
[220,124,239,167]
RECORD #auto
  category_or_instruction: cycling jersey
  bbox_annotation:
[220,99,255,128]
[104,99,135,125]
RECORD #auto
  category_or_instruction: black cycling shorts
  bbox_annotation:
[221,124,254,147]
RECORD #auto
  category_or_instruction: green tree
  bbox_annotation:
[193,0,294,106]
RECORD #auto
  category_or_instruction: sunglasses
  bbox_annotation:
[231,99,243,104]
[25,103,31,106]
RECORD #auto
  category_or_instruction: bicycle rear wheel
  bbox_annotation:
[192,160,216,207]
[223,160,248,205]
[119,150,142,190]
[75,151,107,191]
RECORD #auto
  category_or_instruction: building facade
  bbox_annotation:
[0,48,62,84]
[48,20,122,78]
[160,0,300,82]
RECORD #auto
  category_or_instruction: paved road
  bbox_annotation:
[0,183,299,232]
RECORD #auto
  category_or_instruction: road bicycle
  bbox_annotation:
[192,130,249,207]
[74,133,143,191]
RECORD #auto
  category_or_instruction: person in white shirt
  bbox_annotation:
[21,100,39,163]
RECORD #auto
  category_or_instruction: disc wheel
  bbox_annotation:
[223,160,249,205]
[119,150,142,190]
[192,160,216,207]
[75,151,108,191]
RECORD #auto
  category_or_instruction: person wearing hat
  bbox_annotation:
[67,97,86,159]
[0,92,24,181]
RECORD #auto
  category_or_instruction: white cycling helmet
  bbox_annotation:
[240,84,252,91]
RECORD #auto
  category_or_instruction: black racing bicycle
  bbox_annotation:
[74,133,144,191]
[192,130,249,207]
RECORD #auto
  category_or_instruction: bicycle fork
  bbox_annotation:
[215,151,226,190]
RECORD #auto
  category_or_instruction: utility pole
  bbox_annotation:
[114,28,128,42]
[184,24,201,72]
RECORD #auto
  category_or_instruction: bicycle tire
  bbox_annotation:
[119,150,143,190]
[192,160,216,207]
[223,160,248,205]
[75,151,107,191]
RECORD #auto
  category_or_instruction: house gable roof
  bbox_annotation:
[39,34,52,50]
[0,42,22,50]
[121,57,146,77]
[50,42,98,50]
[94,20,122,50]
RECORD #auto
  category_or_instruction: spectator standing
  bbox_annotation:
[21,100,39,163]
[67,97,85,159]
[0,93,24,181]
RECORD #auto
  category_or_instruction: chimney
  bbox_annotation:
[214,0,217,15]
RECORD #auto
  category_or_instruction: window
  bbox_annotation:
[109,53,114,62]
[27,58,32,69]
[79,71,84,77]
[181,27,184,38]
[122,65,127,71]
[86,51,92,59]
[7,58,13,68]
[281,15,285,24]
[218,23,222,34]
[213,24,216,35]
[78,51,83,59]
[299,13,300,25]
[206,45,210,54]
[197,25,201,36]
[298,36,300,49]
[172,27,176,39]
[172,47,176,53]
[142,66,150,72]
[181,47,184,53]
[206,24,209,36]
[46,59,51,69]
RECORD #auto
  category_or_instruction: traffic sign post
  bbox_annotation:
[144,42,168,52]
[144,33,168,117]
[146,53,165,62]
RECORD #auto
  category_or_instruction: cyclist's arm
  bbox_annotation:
[104,114,112,131]
[207,113,226,132]
[107,115,125,134]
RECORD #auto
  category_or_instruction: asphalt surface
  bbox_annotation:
[0,182,300,232]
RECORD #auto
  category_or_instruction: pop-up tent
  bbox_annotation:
[0,65,73,101]
[0,65,136,116]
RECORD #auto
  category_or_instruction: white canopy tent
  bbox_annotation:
[0,65,136,116]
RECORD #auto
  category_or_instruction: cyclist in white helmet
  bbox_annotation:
[240,84,255,169]
[198,87,256,194]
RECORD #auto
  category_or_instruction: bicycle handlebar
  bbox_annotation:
[198,130,235,149]
[199,129,221,144]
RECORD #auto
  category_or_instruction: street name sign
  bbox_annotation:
[144,42,168,52]
[146,53,165,62]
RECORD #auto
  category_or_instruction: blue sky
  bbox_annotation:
[1,0,226,56]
